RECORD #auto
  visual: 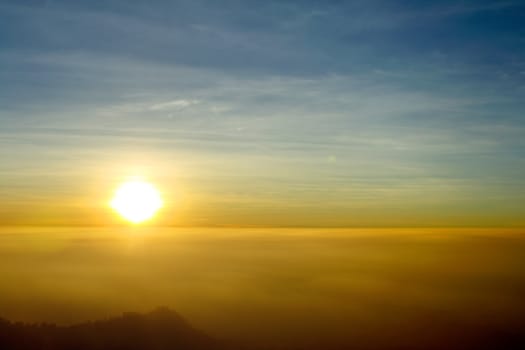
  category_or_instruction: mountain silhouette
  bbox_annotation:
[0,307,229,350]
[2,307,524,350]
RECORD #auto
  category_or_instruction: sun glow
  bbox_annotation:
[110,180,163,224]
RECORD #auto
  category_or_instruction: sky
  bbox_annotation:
[1,0,525,227]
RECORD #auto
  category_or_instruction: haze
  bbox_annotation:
[1,227,525,348]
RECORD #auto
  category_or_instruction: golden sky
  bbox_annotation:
[0,146,523,227]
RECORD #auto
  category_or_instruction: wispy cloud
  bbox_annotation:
[149,99,200,111]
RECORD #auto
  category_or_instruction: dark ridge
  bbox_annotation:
[0,307,230,350]
[2,308,525,350]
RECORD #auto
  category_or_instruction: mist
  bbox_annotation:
[1,227,524,348]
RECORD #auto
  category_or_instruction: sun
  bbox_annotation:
[110,180,163,224]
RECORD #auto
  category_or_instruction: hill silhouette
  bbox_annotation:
[1,307,524,350]
[0,307,229,350]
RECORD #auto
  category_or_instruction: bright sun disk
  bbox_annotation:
[110,180,163,224]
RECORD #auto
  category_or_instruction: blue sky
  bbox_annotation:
[1,0,525,226]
